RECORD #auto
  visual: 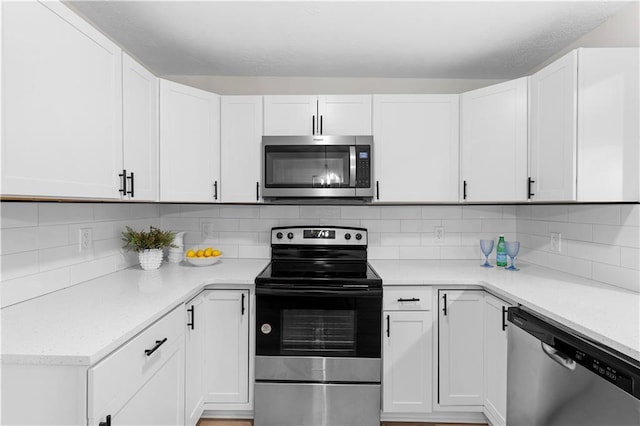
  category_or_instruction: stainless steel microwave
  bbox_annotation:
[262,135,373,199]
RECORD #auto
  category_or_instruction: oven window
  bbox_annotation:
[281,309,356,353]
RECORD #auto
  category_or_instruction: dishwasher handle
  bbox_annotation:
[542,342,576,370]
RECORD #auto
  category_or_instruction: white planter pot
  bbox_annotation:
[138,249,164,271]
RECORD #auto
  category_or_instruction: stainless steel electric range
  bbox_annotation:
[254,226,382,426]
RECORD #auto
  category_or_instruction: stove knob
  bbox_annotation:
[345,233,351,240]
[276,232,283,240]
[287,232,294,240]
[355,233,363,240]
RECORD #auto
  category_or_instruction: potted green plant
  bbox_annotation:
[122,226,177,270]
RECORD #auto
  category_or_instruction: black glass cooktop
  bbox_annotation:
[255,260,382,287]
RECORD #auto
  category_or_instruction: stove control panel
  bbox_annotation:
[272,226,368,246]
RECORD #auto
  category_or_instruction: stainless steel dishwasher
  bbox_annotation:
[507,307,640,425]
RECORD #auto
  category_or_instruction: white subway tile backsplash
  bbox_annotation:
[93,204,132,222]
[547,222,593,242]
[422,206,462,219]
[515,205,532,220]
[259,205,299,219]
[39,244,93,272]
[398,246,440,260]
[1,202,38,228]
[621,247,640,270]
[481,219,516,234]
[38,203,93,225]
[1,268,70,307]
[70,256,117,286]
[1,227,38,255]
[238,245,270,259]
[159,204,181,217]
[360,219,401,233]
[501,206,517,219]
[530,205,569,222]
[368,246,399,260]
[319,218,361,227]
[381,206,422,219]
[380,233,420,247]
[621,205,640,227]
[440,246,479,260]
[462,206,503,219]
[400,219,442,233]
[592,263,640,293]
[567,240,620,266]
[161,217,201,232]
[1,251,40,280]
[592,225,640,248]
[218,232,261,245]
[180,205,220,218]
[517,219,549,236]
[442,219,482,233]
[299,206,341,219]
[69,222,115,244]
[130,204,160,219]
[38,225,70,249]
[219,205,260,219]
[568,205,621,225]
[546,253,593,280]
[421,232,461,246]
[341,206,380,220]
[238,219,280,232]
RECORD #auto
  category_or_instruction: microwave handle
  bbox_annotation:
[349,146,356,188]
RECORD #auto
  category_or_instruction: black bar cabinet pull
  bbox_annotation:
[187,305,195,330]
[127,172,135,198]
[442,293,448,316]
[386,314,390,337]
[463,180,467,200]
[397,298,420,303]
[241,293,246,316]
[256,182,260,201]
[99,414,111,426]
[213,181,218,200]
[528,177,535,199]
[320,115,323,135]
[312,115,315,135]
[144,337,167,356]
[502,306,508,331]
[118,169,127,195]
[376,181,380,200]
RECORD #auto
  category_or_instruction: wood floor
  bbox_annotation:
[198,420,486,426]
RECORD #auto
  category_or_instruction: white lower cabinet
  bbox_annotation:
[382,287,433,414]
[88,306,185,426]
[483,294,511,426]
[185,292,207,425]
[437,290,485,407]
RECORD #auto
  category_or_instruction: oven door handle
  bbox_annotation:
[256,287,382,297]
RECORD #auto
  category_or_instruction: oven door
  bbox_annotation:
[256,286,381,359]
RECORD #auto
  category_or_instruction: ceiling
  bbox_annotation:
[67,1,631,79]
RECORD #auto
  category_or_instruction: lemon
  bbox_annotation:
[204,248,213,257]
[196,249,205,258]
[212,249,221,257]
[186,249,196,258]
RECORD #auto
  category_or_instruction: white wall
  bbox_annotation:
[162,75,505,95]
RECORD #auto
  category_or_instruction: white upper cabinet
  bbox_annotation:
[317,95,372,135]
[159,79,221,202]
[529,50,578,201]
[2,1,123,199]
[373,95,459,202]
[263,95,372,135]
[529,48,639,202]
[221,96,264,202]
[122,53,158,201]
[577,48,639,202]
[461,78,528,202]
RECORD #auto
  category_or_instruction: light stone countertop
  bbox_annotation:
[2,258,638,367]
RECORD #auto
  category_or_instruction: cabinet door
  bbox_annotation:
[122,53,158,201]
[461,78,528,202]
[108,341,184,426]
[2,1,123,199]
[204,290,250,404]
[529,51,578,201]
[221,96,263,202]
[577,48,639,202]
[382,310,433,413]
[159,80,220,202]
[318,95,372,135]
[438,290,484,406]
[484,294,510,426]
[373,95,459,202]
[185,293,207,426]
[263,95,317,135]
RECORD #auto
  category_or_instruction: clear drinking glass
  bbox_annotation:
[506,241,520,271]
[480,239,495,268]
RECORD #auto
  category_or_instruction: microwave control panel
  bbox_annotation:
[356,146,371,188]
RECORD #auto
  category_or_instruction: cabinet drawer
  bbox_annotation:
[383,287,432,311]
[89,305,184,419]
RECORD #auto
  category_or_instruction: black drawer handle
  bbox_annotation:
[241,293,246,316]
[528,177,535,199]
[386,314,390,338]
[144,338,167,356]
[397,298,420,302]
[127,171,135,198]
[502,306,508,331]
[99,414,111,426]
